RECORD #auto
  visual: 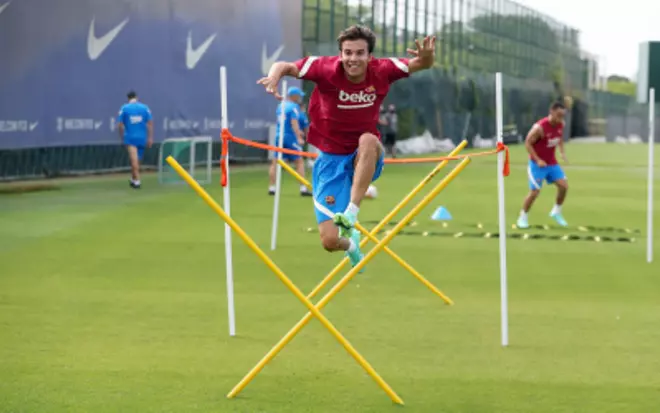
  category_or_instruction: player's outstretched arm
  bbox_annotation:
[407,36,436,74]
[257,62,300,100]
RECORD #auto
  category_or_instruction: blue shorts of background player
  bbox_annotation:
[277,137,302,162]
[268,135,311,197]
[527,159,565,190]
[124,138,146,161]
[517,159,569,229]
[312,149,385,224]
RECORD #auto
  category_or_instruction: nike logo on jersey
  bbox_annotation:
[261,43,284,76]
[186,31,217,70]
[87,17,130,61]
[0,2,11,17]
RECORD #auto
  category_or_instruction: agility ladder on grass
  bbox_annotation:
[166,127,509,404]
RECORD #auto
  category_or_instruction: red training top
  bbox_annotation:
[531,116,564,165]
[294,55,410,155]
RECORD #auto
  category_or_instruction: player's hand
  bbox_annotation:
[536,159,547,168]
[407,35,436,61]
[257,76,283,100]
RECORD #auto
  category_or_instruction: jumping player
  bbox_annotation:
[516,101,569,229]
[257,25,435,271]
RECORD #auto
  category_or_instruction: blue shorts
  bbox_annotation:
[124,139,146,161]
[527,160,566,190]
[312,150,385,224]
[273,138,302,162]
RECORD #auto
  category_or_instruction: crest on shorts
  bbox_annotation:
[325,195,335,205]
[365,85,376,93]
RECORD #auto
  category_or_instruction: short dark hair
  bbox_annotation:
[550,101,565,111]
[127,90,137,100]
[337,25,376,54]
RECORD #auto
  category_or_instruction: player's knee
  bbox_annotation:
[529,189,541,198]
[358,133,380,153]
[556,180,568,191]
[320,233,340,252]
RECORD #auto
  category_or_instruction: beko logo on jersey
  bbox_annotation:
[547,137,561,148]
[338,90,377,109]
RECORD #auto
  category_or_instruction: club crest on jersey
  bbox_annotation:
[325,195,335,205]
[337,89,377,109]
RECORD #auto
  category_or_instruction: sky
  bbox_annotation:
[519,0,658,79]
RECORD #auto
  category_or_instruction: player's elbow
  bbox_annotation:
[272,61,299,78]
[283,62,300,77]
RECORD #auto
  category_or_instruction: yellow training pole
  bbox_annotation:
[277,158,453,305]
[307,140,469,299]
[166,156,403,405]
[228,157,471,400]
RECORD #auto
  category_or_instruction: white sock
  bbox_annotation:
[551,204,562,215]
[269,185,276,192]
[520,210,528,219]
[346,237,357,253]
[345,202,360,217]
[300,184,309,193]
[132,179,141,185]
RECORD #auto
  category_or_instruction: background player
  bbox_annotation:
[257,25,435,271]
[516,101,569,229]
[268,86,311,197]
[117,90,153,189]
[382,104,398,158]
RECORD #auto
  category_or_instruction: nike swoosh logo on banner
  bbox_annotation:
[186,31,217,70]
[261,43,285,76]
[87,17,129,60]
[0,2,11,17]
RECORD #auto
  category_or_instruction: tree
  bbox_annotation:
[607,75,637,97]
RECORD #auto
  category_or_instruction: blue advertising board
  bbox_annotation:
[0,0,302,149]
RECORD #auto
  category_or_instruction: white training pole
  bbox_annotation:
[648,88,655,263]
[220,66,236,337]
[270,80,287,251]
[495,72,509,347]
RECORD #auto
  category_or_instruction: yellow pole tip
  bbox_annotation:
[477,223,483,229]
[306,227,314,232]
[442,222,448,228]
[422,231,429,237]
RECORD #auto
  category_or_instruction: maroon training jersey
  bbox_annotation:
[294,55,410,155]
[531,117,564,165]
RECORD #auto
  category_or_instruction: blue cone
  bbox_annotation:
[431,206,453,221]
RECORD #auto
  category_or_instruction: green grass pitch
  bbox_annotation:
[1,144,659,412]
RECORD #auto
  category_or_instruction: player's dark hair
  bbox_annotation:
[337,25,376,54]
[550,101,565,111]
[127,90,137,100]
